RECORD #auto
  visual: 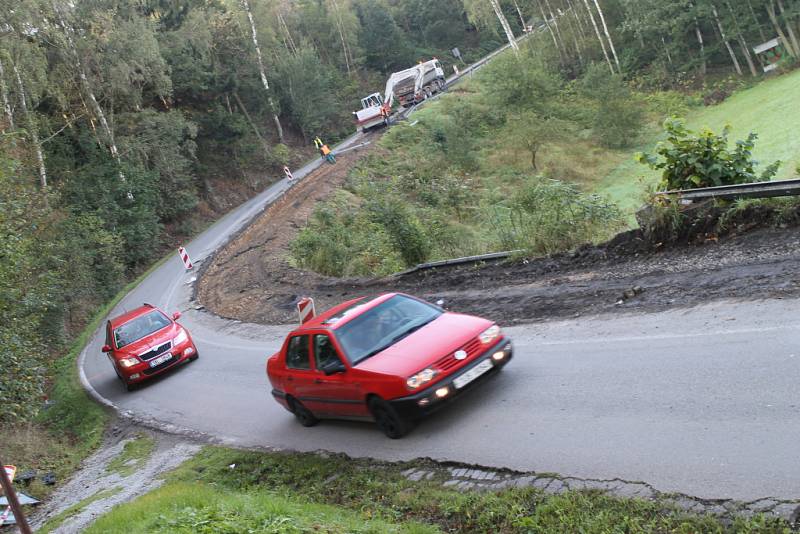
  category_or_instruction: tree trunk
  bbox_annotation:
[0,57,13,131]
[582,0,614,73]
[745,0,768,42]
[330,0,354,76]
[536,0,565,60]
[566,0,588,39]
[662,36,673,65]
[725,0,758,76]
[543,0,569,59]
[777,0,800,57]
[591,0,621,72]
[512,0,526,29]
[277,11,298,54]
[233,91,271,162]
[241,0,285,142]
[711,3,744,75]
[694,18,707,78]
[12,63,46,189]
[489,0,520,54]
[53,5,126,184]
[767,1,797,56]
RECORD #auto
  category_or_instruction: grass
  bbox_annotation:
[106,434,156,477]
[38,486,123,534]
[598,68,800,216]
[84,447,793,534]
[86,482,438,534]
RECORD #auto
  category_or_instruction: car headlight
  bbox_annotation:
[479,325,501,344]
[406,368,437,389]
[174,328,188,345]
[119,357,139,368]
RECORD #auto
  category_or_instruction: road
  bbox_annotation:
[79,36,800,504]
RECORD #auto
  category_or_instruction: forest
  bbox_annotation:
[1,0,799,423]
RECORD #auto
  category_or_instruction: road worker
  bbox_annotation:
[313,136,324,155]
[320,143,336,164]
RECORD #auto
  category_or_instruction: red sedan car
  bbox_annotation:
[267,293,512,438]
[103,304,198,390]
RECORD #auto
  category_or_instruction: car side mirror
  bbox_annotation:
[101,344,112,353]
[172,311,181,321]
[322,360,346,376]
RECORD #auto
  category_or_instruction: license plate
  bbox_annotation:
[453,359,493,389]
[149,353,172,368]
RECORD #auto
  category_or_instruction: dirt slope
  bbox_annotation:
[198,144,800,326]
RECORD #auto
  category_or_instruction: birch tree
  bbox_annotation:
[52,2,127,184]
[591,0,621,72]
[490,0,520,54]
[535,0,565,62]
[0,56,14,131]
[12,62,46,188]
[711,2,743,74]
[582,0,614,72]
[776,0,800,56]
[725,0,758,76]
[241,0,285,143]
[766,1,798,57]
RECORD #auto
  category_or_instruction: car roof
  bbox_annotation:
[294,293,399,332]
[109,304,163,329]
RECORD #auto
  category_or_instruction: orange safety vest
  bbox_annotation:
[321,145,331,156]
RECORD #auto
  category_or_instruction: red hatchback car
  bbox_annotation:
[103,304,198,390]
[267,293,512,438]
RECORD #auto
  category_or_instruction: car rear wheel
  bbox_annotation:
[368,397,412,439]
[289,397,319,427]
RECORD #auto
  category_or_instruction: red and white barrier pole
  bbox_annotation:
[284,166,294,181]
[297,297,316,324]
[178,246,193,270]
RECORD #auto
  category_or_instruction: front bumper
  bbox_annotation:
[389,339,513,420]
[120,343,196,383]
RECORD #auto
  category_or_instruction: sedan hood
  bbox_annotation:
[117,324,179,357]
[354,313,493,376]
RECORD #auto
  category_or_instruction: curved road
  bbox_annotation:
[80,41,800,503]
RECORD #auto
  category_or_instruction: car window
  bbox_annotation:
[113,310,171,348]
[286,335,311,370]
[335,295,442,365]
[313,335,343,371]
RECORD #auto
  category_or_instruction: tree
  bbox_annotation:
[507,111,572,170]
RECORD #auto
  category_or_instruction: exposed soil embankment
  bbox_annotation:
[198,152,800,326]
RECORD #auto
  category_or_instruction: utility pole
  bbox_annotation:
[0,465,32,534]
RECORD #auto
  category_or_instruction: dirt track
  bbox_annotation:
[197,141,800,326]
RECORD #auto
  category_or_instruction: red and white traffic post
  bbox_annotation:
[297,297,316,324]
[178,246,193,270]
[283,166,294,181]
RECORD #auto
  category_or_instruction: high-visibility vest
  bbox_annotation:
[314,137,323,149]
[321,145,331,155]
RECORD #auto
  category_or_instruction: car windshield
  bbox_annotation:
[114,310,171,348]
[335,295,442,365]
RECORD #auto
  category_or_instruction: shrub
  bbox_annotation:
[580,63,645,149]
[637,118,781,191]
[487,176,623,255]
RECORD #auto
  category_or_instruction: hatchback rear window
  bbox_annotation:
[114,310,171,348]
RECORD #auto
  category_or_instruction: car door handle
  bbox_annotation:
[314,379,324,384]
[286,376,293,381]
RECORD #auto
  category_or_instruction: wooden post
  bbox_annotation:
[0,465,32,534]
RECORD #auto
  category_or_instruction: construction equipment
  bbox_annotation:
[353,59,446,132]
[385,59,446,108]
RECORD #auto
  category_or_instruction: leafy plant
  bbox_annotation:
[637,118,781,191]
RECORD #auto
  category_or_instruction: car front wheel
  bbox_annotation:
[368,397,412,439]
[289,397,319,427]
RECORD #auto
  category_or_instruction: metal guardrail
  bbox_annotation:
[395,250,523,276]
[654,178,800,202]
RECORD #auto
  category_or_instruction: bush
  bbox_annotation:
[637,118,781,191]
[487,177,623,255]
